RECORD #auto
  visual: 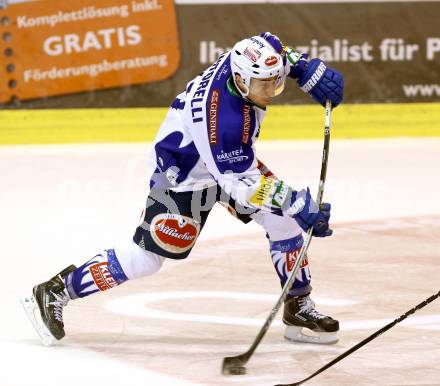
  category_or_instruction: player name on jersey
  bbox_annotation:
[190,55,224,123]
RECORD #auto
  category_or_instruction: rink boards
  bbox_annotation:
[1,102,440,145]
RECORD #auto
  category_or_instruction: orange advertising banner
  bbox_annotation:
[0,0,180,103]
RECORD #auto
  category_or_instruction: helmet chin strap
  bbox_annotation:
[232,74,250,98]
[236,84,255,104]
[230,74,264,107]
[230,76,264,107]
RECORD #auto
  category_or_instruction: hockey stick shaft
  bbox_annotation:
[276,289,440,386]
[222,101,332,372]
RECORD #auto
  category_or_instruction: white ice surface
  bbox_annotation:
[1,139,440,385]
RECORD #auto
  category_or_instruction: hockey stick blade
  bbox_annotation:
[222,354,248,375]
[274,290,440,386]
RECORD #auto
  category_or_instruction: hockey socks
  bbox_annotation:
[64,242,165,299]
[65,249,128,299]
[269,234,312,297]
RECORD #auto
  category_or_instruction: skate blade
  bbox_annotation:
[20,295,55,347]
[284,325,339,345]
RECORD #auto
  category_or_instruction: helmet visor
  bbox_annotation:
[249,75,285,98]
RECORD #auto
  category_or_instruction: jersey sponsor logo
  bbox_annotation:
[271,181,290,208]
[241,104,251,144]
[286,249,309,272]
[89,262,118,292]
[264,55,278,67]
[300,61,327,93]
[150,214,200,253]
[249,175,276,206]
[243,46,261,63]
[216,148,249,164]
[209,89,220,144]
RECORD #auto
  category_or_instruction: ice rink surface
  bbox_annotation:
[1,139,440,386]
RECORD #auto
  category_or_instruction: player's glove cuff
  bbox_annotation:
[285,48,309,79]
[286,188,333,237]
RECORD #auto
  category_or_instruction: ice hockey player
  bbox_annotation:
[21,32,344,347]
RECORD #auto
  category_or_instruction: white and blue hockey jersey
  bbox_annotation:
[147,53,291,214]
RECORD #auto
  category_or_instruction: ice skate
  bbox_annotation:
[20,265,76,346]
[283,294,339,345]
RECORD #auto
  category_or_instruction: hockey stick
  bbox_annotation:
[222,100,332,376]
[275,290,440,386]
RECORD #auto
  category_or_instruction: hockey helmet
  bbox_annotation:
[230,36,286,98]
